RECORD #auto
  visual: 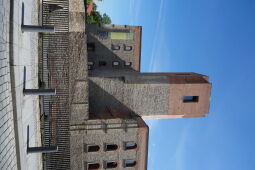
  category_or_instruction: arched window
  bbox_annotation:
[87,145,100,152]
[125,142,137,150]
[87,162,100,170]
[124,160,136,167]
[105,144,118,151]
[106,161,118,169]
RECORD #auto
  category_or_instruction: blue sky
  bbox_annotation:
[96,0,255,169]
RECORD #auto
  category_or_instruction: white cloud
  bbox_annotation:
[149,0,166,71]
[128,0,143,25]
[173,125,191,170]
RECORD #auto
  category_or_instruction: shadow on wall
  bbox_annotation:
[86,34,138,76]
[88,79,138,119]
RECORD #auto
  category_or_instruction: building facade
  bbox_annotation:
[68,24,212,170]
[86,24,142,75]
[70,117,148,170]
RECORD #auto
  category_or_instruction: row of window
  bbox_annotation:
[88,61,132,70]
[112,44,132,51]
[86,142,137,153]
[86,160,136,170]
[87,43,133,52]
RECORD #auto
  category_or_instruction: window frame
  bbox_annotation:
[105,161,118,169]
[105,143,119,151]
[87,43,95,52]
[85,144,101,153]
[124,62,132,67]
[88,61,94,70]
[124,45,132,51]
[183,96,199,103]
[123,160,137,168]
[98,61,107,66]
[86,162,100,170]
[124,142,137,150]
[111,44,120,50]
[112,61,120,67]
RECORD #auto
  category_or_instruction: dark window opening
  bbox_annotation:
[125,142,137,150]
[105,144,118,151]
[87,163,100,170]
[87,145,100,152]
[124,160,136,167]
[87,43,95,52]
[106,161,118,169]
[99,61,107,66]
[183,96,199,103]
[111,45,120,50]
[124,46,132,51]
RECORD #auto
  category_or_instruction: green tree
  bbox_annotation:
[86,3,111,24]
[101,13,111,24]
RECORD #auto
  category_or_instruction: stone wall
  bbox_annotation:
[89,73,211,119]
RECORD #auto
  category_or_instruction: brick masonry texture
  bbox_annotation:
[0,0,18,169]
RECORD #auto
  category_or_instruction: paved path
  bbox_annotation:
[0,0,18,169]
[0,0,42,169]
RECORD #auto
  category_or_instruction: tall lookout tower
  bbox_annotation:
[86,24,211,120]
[88,73,211,119]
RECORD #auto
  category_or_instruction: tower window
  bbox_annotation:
[87,43,95,52]
[106,161,118,169]
[87,162,100,170]
[124,62,132,67]
[112,61,120,66]
[99,61,107,66]
[105,144,118,151]
[124,160,136,167]
[111,45,120,50]
[124,142,137,150]
[88,62,94,70]
[124,46,132,51]
[86,144,100,152]
[98,31,108,39]
[183,96,199,103]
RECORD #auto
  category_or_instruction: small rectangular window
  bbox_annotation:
[112,61,120,66]
[99,61,107,66]
[183,96,199,103]
[124,160,136,167]
[124,142,137,150]
[88,62,94,70]
[124,46,132,51]
[87,43,95,52]
[105,161,118,169]
[105,144,118,151]
[87,162,100,170]
[124,62,132,67]
[86,144,100,152]
[111,45,120,50]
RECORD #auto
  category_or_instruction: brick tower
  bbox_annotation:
[89,72,211,119]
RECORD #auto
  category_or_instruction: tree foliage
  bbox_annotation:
[86,3,112,24]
